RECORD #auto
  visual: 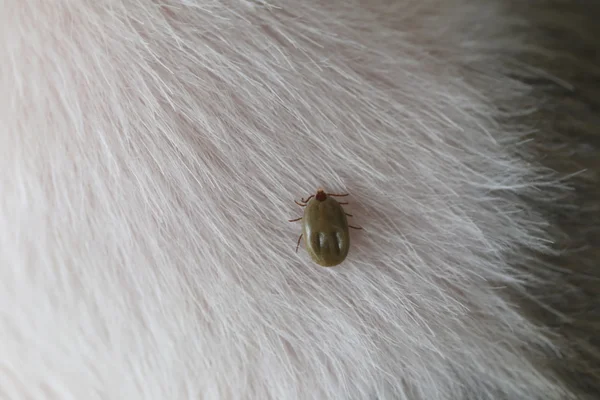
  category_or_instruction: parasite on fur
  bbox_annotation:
[289,188,362,267]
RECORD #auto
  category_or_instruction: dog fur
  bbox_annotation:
[1,1,599,399]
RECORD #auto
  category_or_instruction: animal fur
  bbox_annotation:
[1,0,598,399]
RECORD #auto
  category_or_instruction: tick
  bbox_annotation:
[289,188,362,267]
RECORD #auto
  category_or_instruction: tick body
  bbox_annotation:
[289,189,361,267]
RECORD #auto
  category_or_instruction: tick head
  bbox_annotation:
[315,188,327,201]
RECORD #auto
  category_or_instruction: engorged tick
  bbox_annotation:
[288,188,362,267]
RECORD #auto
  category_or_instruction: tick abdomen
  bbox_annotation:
[302,197,350,267]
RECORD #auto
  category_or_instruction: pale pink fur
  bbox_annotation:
[0,1,589,399]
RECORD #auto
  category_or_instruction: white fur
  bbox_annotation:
[0,0,585,399]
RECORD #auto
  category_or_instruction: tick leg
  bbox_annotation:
[294,200,307,207]
[349,225,363,230]
[295,234,303,253]
[288,217,302,222]
[301,195,314,203]
[327,192,349,197]
[345,213,353,217]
